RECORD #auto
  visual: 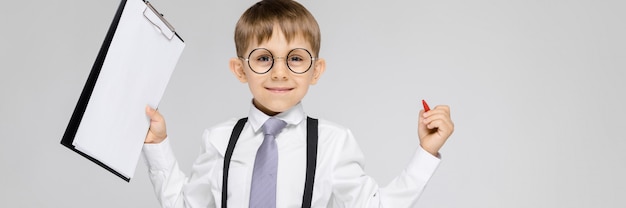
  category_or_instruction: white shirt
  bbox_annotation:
[142,103,441,208]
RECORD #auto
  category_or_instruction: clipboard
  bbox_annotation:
[61,0,185,182]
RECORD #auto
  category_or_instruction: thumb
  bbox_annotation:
[146,105,157,118]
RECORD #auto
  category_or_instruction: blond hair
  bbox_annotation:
[234,0,321,57]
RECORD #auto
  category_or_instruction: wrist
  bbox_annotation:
[420,144,440,157]
[145,134,167,144]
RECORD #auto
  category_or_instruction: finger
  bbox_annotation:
[426,118,451,130]
[424,106,450,117]
[146,106,164,121]
[423,113,451,126]
[418,109,430,137]
[426,119,454,138]
[425,109,453,124]
[418,109,429,128]
[433,105,450,111]
[424,105,449,114]
[423,112,450,128]
[146,105,155,116]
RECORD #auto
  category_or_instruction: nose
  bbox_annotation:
[270,57,289,80]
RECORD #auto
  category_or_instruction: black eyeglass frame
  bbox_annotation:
[239,48,318,74]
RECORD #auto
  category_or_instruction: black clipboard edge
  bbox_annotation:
[60,0,131,182]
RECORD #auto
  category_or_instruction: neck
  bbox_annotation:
[252,99,281,116]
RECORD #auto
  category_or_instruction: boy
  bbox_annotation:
[143,0,454,207]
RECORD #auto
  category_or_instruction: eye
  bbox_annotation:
[256,55,272,62]
[288,55,304,62]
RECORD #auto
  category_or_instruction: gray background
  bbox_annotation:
[1,0,625,207]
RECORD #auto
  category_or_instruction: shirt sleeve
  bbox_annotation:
[376,146,440,207]
[329,129,441,208]
[142,138,187,208]
[142,130,221,208]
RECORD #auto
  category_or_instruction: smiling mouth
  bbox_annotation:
[266,87,293,93]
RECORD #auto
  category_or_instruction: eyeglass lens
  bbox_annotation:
[247,48,313,74]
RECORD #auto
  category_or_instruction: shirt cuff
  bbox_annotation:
[406,146,441,180]
[142,137,177,171]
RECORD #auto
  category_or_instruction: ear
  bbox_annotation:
[230,57,248,83]
[310,58,326,85]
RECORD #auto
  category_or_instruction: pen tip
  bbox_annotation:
[422,99,430,112]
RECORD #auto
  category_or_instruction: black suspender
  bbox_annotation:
[222,117,318,208]
[303,117,318,208]
[222,118,247,208]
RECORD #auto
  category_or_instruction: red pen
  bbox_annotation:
[422,99,430,112]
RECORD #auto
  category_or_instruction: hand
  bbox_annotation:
[418,105,454,156]
[145,105,167,144]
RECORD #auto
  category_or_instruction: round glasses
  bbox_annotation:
[240,48,317,74]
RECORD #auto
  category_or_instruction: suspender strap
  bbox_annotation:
[302,116,318,207]
[221,117,318,208]
[222,118,248,208]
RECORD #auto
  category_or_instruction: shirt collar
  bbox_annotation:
[248,101,306,133]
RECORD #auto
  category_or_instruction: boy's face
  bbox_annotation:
[230,26,325,116]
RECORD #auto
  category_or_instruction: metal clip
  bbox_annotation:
[143,1,176,40]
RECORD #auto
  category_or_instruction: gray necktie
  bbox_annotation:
[249,117,287,208]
